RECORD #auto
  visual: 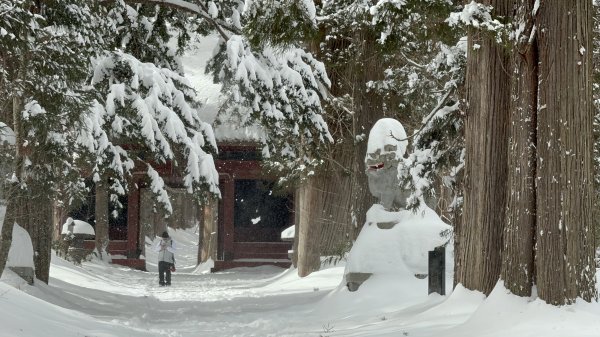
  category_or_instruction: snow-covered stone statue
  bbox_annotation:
[364,118,412,212]
[344,118,450,292]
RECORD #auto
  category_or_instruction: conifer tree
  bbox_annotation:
[0,0,105,282]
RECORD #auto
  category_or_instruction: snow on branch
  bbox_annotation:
[447,1,505,33]
[211,35,332,180]
[101,0,241,40]
[84,51,220,213]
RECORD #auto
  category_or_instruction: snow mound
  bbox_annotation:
[61,218,95,236]
[0,279,145,337]
[0,219,35,268]
[444,281,600,337]
[345,204,450,276]
[281,225,294,240]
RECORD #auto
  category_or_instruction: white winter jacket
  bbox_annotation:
[154,237,175,264]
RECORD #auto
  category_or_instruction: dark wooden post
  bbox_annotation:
[126,178,141,258]
[222,175,234,261]
[428,246,445,295]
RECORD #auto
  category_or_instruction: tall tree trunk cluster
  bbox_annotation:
[458,0,597,305]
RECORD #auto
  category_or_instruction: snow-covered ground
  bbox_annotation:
[2,225,600,337]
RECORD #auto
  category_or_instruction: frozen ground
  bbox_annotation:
[2,225,600,337]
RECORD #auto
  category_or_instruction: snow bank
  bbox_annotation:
[280,224,294,241]
[0,207,35,268]
[444,282,600,337]
[316,270,431,319]
[191,257,214,274]
[0,274,146,337]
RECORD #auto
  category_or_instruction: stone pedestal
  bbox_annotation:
[65,233,94,264]
[8,267,34,285]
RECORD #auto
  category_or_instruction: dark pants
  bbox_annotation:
[158,261,172,285]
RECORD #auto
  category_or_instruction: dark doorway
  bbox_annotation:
[108,193,128,240]
[233,179,292,242]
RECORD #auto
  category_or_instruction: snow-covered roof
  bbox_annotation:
[182,34,262,142]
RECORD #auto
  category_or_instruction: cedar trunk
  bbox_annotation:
[19,190,53,283]
[501,0,538,296]
[456,0,511,295]
[535,0,596,304]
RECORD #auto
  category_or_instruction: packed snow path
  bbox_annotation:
[4,225,600,337]
[4,254,600,337]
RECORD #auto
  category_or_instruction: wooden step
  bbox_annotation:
[233,251,290,260]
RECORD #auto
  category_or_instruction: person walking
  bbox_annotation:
[155,231,176,286]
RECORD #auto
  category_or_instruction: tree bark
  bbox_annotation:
[0,96,24,278]
[0,191,17,278]
[95,177,109,258]
[535,0,596,304]
[52,200,68,242]
[296,183,321,277]
[20,190,53,283]
[456,0,511,296]
[501,0,538,297]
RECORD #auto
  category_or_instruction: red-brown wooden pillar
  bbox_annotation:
[220,174,235,260]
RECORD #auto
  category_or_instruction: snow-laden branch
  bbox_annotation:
[101,0,241,40]
[81,51,220,212]
[447,1,505,33]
